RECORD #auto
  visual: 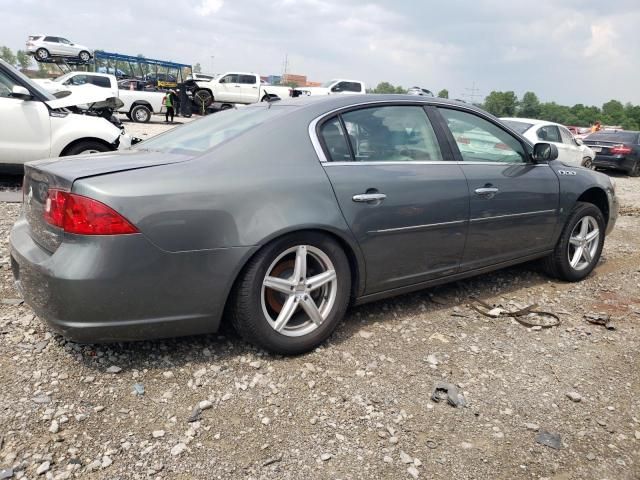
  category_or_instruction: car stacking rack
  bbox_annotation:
[93,51,192,89]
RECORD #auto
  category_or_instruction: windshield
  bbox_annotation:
[585,131,639,144]
[321,80,338,88]
[134,105,292,155]
[0,60,56,100]
[501,120,533,135]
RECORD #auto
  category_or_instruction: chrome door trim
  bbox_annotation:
[369,219,467,235]
[469,209,556,223]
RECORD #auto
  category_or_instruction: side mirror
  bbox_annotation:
[575,138,584,146]
[531,142,558,163]
[10,85,32,100]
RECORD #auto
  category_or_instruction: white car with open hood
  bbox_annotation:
[0,59,131,168]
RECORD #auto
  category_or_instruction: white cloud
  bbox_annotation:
[196,0,224,16]
[583,22,619,58]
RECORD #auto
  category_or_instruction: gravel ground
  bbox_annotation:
[0,162,638,479]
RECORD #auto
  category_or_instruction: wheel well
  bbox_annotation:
[60,137,113,156]
[130,101,152,112]
[222,228,362,319]
[577,187,609,224]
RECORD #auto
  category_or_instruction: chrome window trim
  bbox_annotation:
[323,161,549,167]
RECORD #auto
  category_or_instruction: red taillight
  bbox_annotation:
[43,189,139,235]
[610,144,632,155]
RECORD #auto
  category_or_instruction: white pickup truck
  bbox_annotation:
[292,79,366,97]
[193,72,292,108]
[34,72,165,123]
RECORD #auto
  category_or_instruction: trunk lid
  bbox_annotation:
[23,150,192,252]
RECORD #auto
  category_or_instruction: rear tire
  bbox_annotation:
[35,48,49,61]
[63,140,110,156]
[229,232,351,355]
[193,89,213,108]
[629,160,640,177]
[542,202,605,282]
[78,50,91,62]
[130,104,151,123]
[582,157,594,169]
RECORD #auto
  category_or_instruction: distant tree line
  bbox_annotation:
[369,81,640,130]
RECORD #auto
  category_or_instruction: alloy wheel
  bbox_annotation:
[568,216,600,271]
[261,245,338,337]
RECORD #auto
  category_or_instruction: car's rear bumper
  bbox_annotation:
[593,154,636,172]
[10,215,256,343]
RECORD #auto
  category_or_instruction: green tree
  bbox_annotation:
[16,50,31,70]
[0,46,16,65]
[601,99,625,126]
[437,89,449,99]
[193,62,202,73]
[395,85,405,94]
[371,82,399,94]
[518,91,540,118]
[483,91,518,117]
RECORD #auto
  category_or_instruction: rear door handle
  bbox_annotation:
[474,187,499,196]
[352,193,387,203]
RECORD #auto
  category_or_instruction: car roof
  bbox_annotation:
[274,93,476,111]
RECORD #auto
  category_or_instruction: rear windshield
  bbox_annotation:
[501,120,533,134]
[585,131,639,144]
[134,105,291,155]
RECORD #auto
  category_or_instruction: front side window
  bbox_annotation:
[537,125,561,143]
[220,74,239,84]
[59,38,72,45]
[559,126,575,145]
[338,106,443,162]
[0,69,19,98]
[65,75,88,86]
[440,108,526,163]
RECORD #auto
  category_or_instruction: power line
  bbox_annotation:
[462,81,482,103]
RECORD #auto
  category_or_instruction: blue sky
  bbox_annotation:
[2,0,639,105]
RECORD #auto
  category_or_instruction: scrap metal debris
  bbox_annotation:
[431,382,466,408]
[535,431,562,449]
[469,297,560,328]
[584,313,616,330]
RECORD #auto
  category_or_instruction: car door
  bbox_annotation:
[435,107,560,271]
[536,124,574,164]
[0,70,50,164]
[317,104,469,294]
[558,125,583,166]
[216,74,242,102]
[239,74,259,102]
[57,38,75,56]
[43,36,62,56]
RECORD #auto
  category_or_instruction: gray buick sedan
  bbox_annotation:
[10,95,618,354]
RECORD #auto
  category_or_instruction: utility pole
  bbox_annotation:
[210,56,215,74]
[462,81,482,104]
[281,54,288,80]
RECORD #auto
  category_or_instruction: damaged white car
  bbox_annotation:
[0,59,134,170]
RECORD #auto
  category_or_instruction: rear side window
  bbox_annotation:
[319,118,351,162]
[239,75,257,84]
[88,76,111,88]
[44,36,58,42]
[320,106,443,162]
[537,125,561,143]
[440,108,526,163]
[559,126,575,144]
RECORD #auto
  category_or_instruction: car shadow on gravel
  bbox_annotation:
[54,261,568,372]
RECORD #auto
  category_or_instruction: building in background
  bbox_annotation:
[282,73,306,86]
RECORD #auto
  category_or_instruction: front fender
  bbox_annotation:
[50,113,121,157]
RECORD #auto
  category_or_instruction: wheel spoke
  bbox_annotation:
[570,246,583,268]
[582,245,593,263]
[569,236,582,246]
[306,269,337,290]
[585,229,599,243]
[300,296,324,326]
[273,296,298,332]
[292,246,307,282]
[579,218,589,238]
[263,276,294,295]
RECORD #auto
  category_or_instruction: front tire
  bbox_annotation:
[130,104,151,123]
[230,232,351,355]
[542,202,605,281]
[78,50,91,62]
[63,140,110,156]
[35,48,49,61]
[193,89,213,108]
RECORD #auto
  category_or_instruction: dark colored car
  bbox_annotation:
[583,130,640,176]
[10,95,618,354]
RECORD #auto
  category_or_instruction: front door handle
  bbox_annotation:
[474,187,499,196]
[352,193,387,203]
